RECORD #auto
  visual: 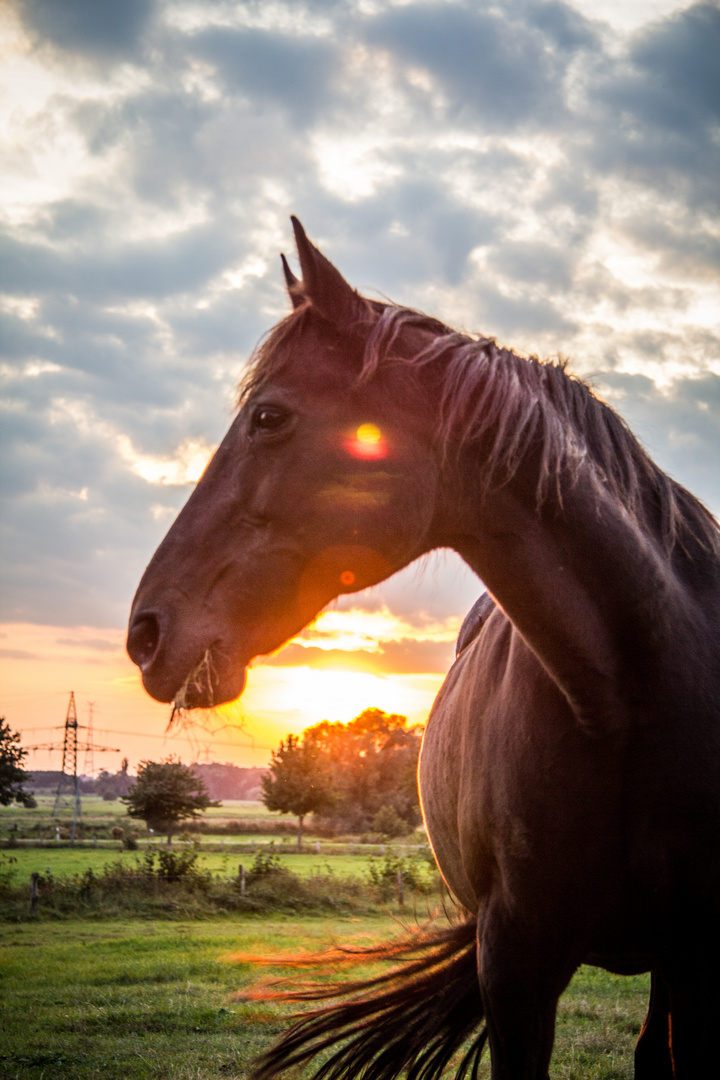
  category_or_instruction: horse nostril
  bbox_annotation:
[127,613,162,670]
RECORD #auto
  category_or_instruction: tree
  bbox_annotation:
[305,709,423,832]
[261,734,334,849]
[0,718,35,807]
[122,758,218,844]
[262,710,424,839]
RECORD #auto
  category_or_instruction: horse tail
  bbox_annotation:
[238,917,486,1080]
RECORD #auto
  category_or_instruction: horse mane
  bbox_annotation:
[240,302,719,556]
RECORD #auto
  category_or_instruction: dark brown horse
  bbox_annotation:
[127,219,720,1078]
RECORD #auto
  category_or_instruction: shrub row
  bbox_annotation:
[0,848,443,922]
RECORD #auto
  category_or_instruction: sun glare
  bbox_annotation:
[345,423,387,459]
[242,664,444,733]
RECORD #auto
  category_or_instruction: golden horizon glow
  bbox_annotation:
[1,613,453,772]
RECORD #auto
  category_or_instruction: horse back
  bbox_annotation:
[419,600,720,953]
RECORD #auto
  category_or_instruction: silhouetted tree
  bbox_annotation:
[306,709,423,832]
[263,711,423,837]
[122,758,218,844]
[0,718,35,807]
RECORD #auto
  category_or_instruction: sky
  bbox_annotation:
[1,0,719,772]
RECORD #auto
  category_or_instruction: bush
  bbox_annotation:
[0,854,18,895]
[372,805,412,838]
[153,848,209,884]
[366,848,439,896]
[247,843,284,881]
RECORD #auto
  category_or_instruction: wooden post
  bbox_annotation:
[239,864,246,897]
[316,841,321,854]
[29,872,39,914]
[397,866,404,911]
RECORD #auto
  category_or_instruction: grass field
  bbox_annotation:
[0,914,648,1080]
[1,801,648,1077]
[1,796,282,835]
[1,845,403,883]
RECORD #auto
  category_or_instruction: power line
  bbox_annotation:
[24,724,270,754]
[83,700,96,777]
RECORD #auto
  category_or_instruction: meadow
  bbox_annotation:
[0,798,649,1078]
[0,914,648,1080]
[1,845,379,881]
[2,795,287,838]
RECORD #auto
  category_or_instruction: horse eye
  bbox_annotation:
[251,406,290,433]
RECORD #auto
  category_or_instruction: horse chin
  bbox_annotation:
[171,661,248,711]
[137,652,248,710]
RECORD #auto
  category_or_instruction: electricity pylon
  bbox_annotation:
[28,692,119,843]
[53,691,81,834]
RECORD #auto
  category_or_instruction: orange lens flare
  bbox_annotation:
[345,423,387,460]
[340,570,355,586]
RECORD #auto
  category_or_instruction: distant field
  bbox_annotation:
[0,914,648,1079]
[1,845,389,883]
[1,795,278,833]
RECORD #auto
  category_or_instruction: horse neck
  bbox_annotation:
[443,429,711,734]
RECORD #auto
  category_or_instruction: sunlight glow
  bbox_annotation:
[293,605,461,653]
[345,423,387,460]
[242,664,444,732]
[116,436,215,486]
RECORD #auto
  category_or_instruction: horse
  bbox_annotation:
[127,218,720,1078]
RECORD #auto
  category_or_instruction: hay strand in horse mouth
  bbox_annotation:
[171,648,217,712]
[233,919,487,1080]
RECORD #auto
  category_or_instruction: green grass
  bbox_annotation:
[1,846,403,884]
[0,915,648,1080]
[1,796,278,835]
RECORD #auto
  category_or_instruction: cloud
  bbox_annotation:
[17,0,156,60]
[586,3,720,210]
[55,637,120,651]
[263,638,456,675]
[1,0,718,645]
[365,1,591,131]
[190,26,339,125]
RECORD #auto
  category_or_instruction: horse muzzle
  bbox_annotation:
[127,608,247,707]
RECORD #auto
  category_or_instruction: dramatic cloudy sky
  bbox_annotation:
[1,0,718,769]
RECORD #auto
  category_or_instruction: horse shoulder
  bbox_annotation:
[420,608,514,912]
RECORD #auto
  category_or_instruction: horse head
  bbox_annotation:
[127,220,445,707]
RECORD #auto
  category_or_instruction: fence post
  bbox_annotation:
[239,864,246,897]
[397,867,404,911]
[316,841,321,854]
[29,872,39,914]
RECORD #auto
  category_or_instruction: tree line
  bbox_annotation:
[2,709,424,848]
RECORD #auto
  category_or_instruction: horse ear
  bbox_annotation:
[291,216,372,328]
[280,253,305,310]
